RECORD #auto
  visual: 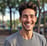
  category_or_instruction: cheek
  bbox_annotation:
[22,18,27,22]
[33,18,36,23]
[23,19,26,21]
[20,18,26,24]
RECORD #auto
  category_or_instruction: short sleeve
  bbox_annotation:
[4,40,11,46]
[42,36,47,46]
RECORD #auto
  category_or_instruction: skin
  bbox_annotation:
[19,8,37,40]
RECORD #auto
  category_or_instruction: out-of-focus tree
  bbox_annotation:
[0,0,7,25]
[15,19,20,27]
[4,0,17,34]
[2,0,47,33]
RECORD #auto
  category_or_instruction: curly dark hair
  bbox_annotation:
[19,1,37,18]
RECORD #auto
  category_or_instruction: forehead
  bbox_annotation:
[22,8,36,16]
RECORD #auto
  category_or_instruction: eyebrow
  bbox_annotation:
[30,14,34,16]
[23,14,28,17]
[23,14,35,16]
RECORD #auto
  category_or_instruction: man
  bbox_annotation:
[4,1,46,46]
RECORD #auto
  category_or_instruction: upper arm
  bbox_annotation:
[4,40,11,46]
[42,36,47,46]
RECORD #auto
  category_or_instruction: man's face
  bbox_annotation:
[20,8,37,31]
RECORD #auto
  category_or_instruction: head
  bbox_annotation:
[19,2,37,31]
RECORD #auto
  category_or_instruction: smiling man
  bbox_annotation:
[4,1,47,46]
[19,8,37,39]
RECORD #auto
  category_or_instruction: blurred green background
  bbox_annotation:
[0,0,47,38]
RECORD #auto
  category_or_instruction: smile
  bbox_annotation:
[26,24,30,26]
[24,22,33,26]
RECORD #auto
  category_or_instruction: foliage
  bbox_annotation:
[12,29,18,33]
[45,16,47,22]
[6,20,10,27]
[41,18,44,24]
[35,17,39,24]
[6,19,20,28]
[15,19,20,26]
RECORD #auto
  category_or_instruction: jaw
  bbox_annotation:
[22,23,34,31]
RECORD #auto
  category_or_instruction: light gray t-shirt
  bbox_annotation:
[4,31,47,46]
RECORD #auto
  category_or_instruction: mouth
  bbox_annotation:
[24,22,33,26]
[22,22,34,31]
[25,24,31,26]
[24,23,32,28]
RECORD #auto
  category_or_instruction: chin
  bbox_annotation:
[24,27,32,31]
[25,29,31,32]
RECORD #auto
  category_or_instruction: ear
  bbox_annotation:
[35,16,37,23]
[19,17,21,22]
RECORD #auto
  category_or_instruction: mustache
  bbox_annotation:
[24,21,34,24]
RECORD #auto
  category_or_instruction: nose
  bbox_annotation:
[27,17,32,22]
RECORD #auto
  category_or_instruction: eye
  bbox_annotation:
[23,14,28,18]
[30,15,33,18]
[30,14,35,18]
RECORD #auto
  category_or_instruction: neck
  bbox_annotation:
[20,29,33,40]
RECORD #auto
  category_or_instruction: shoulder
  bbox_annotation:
[33,32,46,43]
[4,32,19,46]
[33,32,47,46]
[5,32,19,43]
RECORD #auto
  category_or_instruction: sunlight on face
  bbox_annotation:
[20,8,37,31]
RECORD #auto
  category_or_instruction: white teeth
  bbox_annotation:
[26,24,30,25]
